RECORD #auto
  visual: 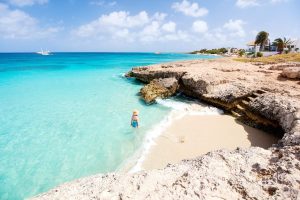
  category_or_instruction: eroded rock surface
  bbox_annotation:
[140,78,178,103]
[268,62,300,71]
[32,58,300,200]
[281,67,300,79]
[32,146,300,200]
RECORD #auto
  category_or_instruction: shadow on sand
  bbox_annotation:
[235,120,280,148]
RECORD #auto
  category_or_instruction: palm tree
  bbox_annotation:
[273,37,292,53]
[255,31,269,51]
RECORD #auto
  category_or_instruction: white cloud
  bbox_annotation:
[113,28,130,39]
[223,19,246,37]
[98,11,149,28]
[139,21,161,42]
[0,3,60,39]
[236,0,289,8]
[140,26,189,43]
[192,20,208,33]
[73,10,189,44]
[139,20,187,43]
[161,30,189,41]
[73,11,152,40]
[200,19,248,47]
[7,0,48,7]
[172,0,208,17]
[203,29,227,44]
[72,10,249,48]
[152,12,167,21]
[73,11,168,37]
[162,21,176,33]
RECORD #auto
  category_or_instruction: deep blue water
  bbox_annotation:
[0,52,216,199]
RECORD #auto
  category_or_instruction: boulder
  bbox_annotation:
[140,78,179,103]
[281,67,300,79]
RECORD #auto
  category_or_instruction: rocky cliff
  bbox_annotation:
[32,58,300,200]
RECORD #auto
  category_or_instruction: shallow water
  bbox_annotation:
[0,52,216,199]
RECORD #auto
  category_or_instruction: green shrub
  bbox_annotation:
[256,52,263,57]
[190,48,229,55]
[238,49,245,57]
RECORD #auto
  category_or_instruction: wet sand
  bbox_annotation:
[142,115,279,170]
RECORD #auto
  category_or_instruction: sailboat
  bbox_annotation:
[37,49,51,55]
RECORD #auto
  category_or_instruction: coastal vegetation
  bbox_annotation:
[234,52,300,64]
[256,52,263,57]
[251,31,297,56]
[273,37,292,53]
[190,47,246,56]
[255,31,269,51]
[190,48,228,55]
[190,31,298,59]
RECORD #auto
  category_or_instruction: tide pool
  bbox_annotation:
[0,52,216,199]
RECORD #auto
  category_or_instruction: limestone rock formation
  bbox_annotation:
[281,67,300,79]
[140,78,179,103]
[32,146,300,200]
[268,62,300,70]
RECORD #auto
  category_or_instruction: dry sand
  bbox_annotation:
[142,115,279,170]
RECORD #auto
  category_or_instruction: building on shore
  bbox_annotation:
[246,38,300,53]
[246,41,259,53]
[246,41,277,53]
[289,38,300,52]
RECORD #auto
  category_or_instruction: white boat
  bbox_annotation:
[37,49,51,55]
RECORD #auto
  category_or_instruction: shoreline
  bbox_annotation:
[141,114,279,170]
[128,97,224,173]
[118,107,183,173]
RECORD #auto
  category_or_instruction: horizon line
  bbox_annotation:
[0,51,192,53]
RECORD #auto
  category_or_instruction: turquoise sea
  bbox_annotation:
[0,52,216,199]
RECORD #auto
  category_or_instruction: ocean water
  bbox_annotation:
[0,52,216,199]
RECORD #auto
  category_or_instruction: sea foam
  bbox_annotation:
[130,98,223,172]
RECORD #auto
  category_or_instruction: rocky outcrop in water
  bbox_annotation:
[32,58,300,200]
[140,78,179,103]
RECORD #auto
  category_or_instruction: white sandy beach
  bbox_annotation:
[141,114,279,170]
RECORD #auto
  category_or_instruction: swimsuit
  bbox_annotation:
[131,114,139,128]
[131,120,138,128]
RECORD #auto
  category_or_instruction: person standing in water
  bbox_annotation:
[131,110,139,128]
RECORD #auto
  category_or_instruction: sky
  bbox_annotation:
[0,0,299,52]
